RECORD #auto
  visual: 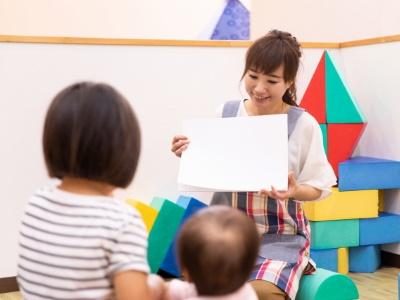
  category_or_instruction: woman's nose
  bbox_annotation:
[254,81,267,93]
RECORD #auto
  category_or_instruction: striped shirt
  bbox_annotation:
[17,187,149,300]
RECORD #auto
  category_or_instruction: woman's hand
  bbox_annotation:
[259,172,298,201]
[259,172,323,201]
[171,135,190,157]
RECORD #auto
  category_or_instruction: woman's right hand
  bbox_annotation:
[171,135,190,157]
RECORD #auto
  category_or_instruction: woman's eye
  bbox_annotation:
[249,74,258,79]
[268,80,278,84]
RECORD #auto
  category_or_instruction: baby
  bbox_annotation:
[149,205,260,299]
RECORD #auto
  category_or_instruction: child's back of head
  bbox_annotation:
[43,81,140,187]
[177,205,260,296]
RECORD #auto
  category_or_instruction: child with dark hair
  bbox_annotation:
[17,82,151,300]
[148,205,259,300]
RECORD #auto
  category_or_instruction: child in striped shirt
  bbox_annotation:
[17,82,151,300]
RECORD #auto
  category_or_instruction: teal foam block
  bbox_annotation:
[339,156,400,191]
[148,200,185,273]
[360,212,400,245]
[159,197,207,277]
[311,249,338,272]
[150,196,168,211]
[349,245,380,272]
[320,124,327,154]
[296,268,359,300]
[325,51,364,124]
[311,219,359,249]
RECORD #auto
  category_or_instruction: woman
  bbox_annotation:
[171,30,336,300]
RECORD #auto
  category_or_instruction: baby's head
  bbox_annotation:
[43,82,140,188]
[177,206,260,296]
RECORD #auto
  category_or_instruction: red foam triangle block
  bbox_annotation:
[328,123,366,176]
[300,52,326,123]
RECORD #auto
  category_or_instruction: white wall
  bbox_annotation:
[0,42,251,277]
[339,42,400,255]
[340,42,400,159]
[251,0,400,41]
[0,0,229,39]
[2,39,400,276]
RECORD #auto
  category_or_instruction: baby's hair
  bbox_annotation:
[177,206,260,296]
[43,81,141,188]
[242,29,302,105]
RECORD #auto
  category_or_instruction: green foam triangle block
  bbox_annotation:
[325,51,364,123]
[319,124,327,154]
[148,200,185,273]
[296,268,359,300]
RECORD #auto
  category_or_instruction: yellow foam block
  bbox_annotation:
[304,188,378,221]
[126,199,158,232]
[338,248,349,274]
[378,190,384,212]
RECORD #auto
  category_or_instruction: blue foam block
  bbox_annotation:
[339,156,400,191]
[360,213,400,245]
[311,249,338,272]
[176,195,193,209]
[349,245,380,272]
[159,198,207,277]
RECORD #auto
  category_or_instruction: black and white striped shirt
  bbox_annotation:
[17,187,149,300]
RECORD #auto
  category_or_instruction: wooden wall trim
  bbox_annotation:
[0,276,18,293]
[340,34,400,48]
[0,35,250,47]
[1,34,399,49]
[1,34,399,48]
[0,35,338,48]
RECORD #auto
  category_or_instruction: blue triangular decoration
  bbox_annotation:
[211,0,249,40]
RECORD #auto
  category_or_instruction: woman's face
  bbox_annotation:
[244,64,291,111]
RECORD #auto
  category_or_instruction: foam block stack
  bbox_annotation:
[159,197,207,277]
[300,50,365,177]
[129,193,360,299]
[127,196,207,275]
[148,199,185,273]
[301,50,400,278]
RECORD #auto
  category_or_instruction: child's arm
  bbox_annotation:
[113,271,151,300]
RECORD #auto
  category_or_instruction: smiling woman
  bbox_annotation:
[172,29,337,300]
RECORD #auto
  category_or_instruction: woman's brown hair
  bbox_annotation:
[242,29,302,105]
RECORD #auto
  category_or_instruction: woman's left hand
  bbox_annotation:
[259,172,298,201]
